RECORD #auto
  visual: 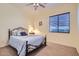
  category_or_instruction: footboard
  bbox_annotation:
[25,36,47,56]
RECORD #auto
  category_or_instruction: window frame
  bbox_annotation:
[49,12,70,33]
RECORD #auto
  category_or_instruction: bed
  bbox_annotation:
[8,27,46,56]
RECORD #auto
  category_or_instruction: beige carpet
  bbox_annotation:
[0,46,17,56]
[0,42,79,56]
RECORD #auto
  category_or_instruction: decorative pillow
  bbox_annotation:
[20,32,28,36]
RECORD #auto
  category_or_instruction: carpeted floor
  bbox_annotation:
[0,42,79,56]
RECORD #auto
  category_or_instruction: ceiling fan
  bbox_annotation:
[26,3,46,10]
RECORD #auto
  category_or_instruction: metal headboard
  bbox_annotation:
[8,27,28,40]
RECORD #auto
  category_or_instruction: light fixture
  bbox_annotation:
[26,3,46,10]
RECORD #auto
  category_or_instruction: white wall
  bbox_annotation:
[77,4,79,31]
[34,4,79,52]
[0,4,32,47]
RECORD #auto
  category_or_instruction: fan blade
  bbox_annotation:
[39,3,45,8]
[26,3,33,6]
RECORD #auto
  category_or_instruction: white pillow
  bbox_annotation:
[12,30,18,36]
[17,30,22,36]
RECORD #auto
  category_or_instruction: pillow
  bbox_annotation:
[11,28,28,36]
[17,30,21,36]
[12,30,18,36]
[20,32,28,36]
[16,30,28,36]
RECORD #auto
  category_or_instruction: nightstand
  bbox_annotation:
[29,33,35,35]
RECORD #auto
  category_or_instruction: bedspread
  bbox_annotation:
[9,35,45,56]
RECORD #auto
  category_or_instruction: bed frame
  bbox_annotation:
[8,27,47,56]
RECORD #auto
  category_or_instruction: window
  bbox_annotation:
[49,12,70,33]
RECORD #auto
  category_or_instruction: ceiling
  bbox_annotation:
[8,3,72,19]
[10,3,64,8]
